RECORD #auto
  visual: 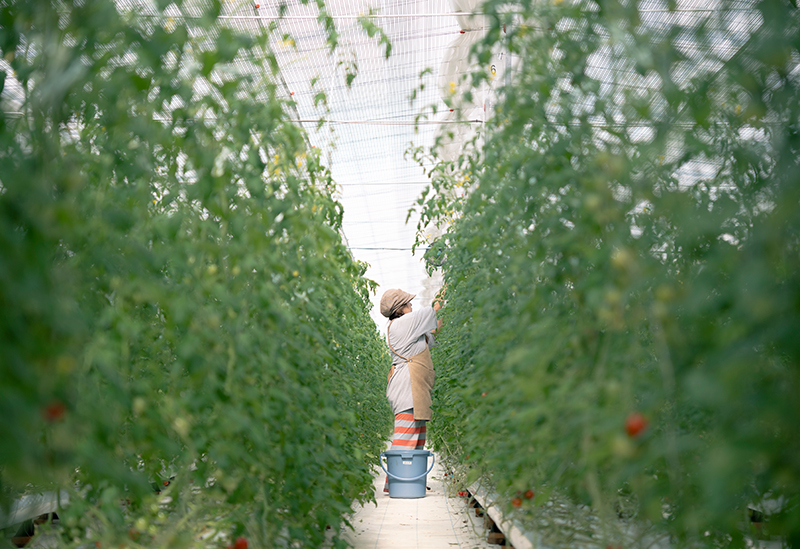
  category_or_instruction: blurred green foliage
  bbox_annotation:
[417,0,800,546]
[0,0,390,547]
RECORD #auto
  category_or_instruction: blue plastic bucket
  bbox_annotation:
[380,450,435,499]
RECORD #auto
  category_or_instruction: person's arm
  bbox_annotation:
[406,306,438,339]
[426,331,437,349]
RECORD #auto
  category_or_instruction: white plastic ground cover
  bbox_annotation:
[0,490,69,529]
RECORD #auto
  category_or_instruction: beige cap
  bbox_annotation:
[380,289,415,318]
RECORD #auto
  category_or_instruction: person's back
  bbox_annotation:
[387,304,438,366]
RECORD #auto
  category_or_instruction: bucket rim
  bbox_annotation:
[382,449,433,456]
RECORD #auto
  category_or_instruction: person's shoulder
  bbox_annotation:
[392,313,413,327]
[409,306,435,319]
[391,311,420,330]
[391,307,434,327]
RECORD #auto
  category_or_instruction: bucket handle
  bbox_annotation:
[380,452,435,482]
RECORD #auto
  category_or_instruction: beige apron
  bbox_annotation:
[386,322,435,421]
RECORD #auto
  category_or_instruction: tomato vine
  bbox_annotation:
[418,0,800,546]
[0,1,391,547]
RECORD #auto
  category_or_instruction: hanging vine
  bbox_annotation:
[418,0,800,546]
[0,1,391,547]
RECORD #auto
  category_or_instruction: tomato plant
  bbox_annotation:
[0,0,391,547]
[416,0,800,546]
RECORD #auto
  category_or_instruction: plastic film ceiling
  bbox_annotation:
[150,0,484,329]
[217,0,486,329]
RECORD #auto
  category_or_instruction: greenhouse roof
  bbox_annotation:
[213,0,469,329]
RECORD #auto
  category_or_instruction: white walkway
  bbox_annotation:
[341,457,493,549]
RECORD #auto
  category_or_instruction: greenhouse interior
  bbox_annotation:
[1,0,799,547]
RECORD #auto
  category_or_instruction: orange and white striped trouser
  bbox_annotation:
[384,409,427,491]
[391,409,427,449]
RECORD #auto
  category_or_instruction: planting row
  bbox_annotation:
[420,0,800,547]
[0,1,391,547]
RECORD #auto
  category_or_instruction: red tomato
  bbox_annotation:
[43,401,66,422]
[511,497,522,508]
[234,537,248,549]
[524,489,534,499]
[625,412,648,437]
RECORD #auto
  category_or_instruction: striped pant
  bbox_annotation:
[391,409,427,449]
[384,409,426,491]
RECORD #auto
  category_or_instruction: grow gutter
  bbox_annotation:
[468,481,555,549]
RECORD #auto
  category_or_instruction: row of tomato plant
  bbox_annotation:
[418,0,800,547]
[0,1,391,547]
